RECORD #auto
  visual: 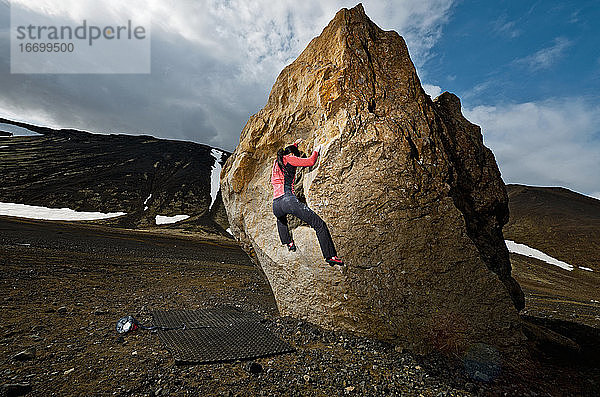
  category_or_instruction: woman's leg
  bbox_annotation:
[276,215,292,245]
[273,198,292,245]
[280,195,337,259]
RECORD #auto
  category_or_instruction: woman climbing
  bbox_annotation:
[271,138,344,266]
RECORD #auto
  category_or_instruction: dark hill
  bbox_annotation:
[504,184,600,327]
[505,184,600,272]
[0,117,229,236]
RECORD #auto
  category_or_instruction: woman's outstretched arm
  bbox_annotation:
[285,151,318,167]
[285,144,321,167]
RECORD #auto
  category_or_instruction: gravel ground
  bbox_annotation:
[1,217,598,396]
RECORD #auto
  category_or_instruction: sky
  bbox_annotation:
[0,0,599,198]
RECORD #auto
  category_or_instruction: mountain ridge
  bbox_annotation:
[505,183,600,272]
[0,117,230,236]
[0,116,229,152]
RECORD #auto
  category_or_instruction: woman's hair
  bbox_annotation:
[276,144,301,175]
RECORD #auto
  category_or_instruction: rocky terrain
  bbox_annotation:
[221,4,524,356]
[1,216,599,396]
[0,117,229,236]
[2,143,598,396]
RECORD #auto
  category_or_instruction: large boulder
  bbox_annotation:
[221,4,525,354]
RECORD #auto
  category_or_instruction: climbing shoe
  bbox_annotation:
[326,256,344,266]
[287,241,297,252]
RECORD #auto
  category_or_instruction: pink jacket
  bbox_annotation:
[271,147,319,199]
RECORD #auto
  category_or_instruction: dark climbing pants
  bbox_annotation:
[272,194,337,259]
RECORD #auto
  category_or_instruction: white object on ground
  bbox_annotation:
[0,145,8,148]
[579,266,594,272]
[226,228,233,235]
[0,202,126,220]
[155,214,189,225]
[143,194,152,211]
[210,149,223,209]
[505,240,574,271]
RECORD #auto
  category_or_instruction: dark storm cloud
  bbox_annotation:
[0,1,454,151]
[0,6,262,149]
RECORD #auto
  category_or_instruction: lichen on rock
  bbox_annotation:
[221,4,525,355]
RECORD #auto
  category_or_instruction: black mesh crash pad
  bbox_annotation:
[152,307,294,363]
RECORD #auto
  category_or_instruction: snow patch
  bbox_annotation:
[505,240,574,271]
[0,122,39,136]
[0,145,8,148]
[210,149,223,209]
[226,228,232,235]
[155,214,189,225]
[0,202,126,221]
[143,194,152,211]
[579,266,594,272]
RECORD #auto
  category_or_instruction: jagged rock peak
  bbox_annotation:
[222,4,525,355]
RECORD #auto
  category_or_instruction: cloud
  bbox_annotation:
[568,9,581,24]
[460,80,495,102]
[515,37,572,71]
[422,84,442,98]
[491,15,520,39]
[0,0,456,151]
[464,98,600,197]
